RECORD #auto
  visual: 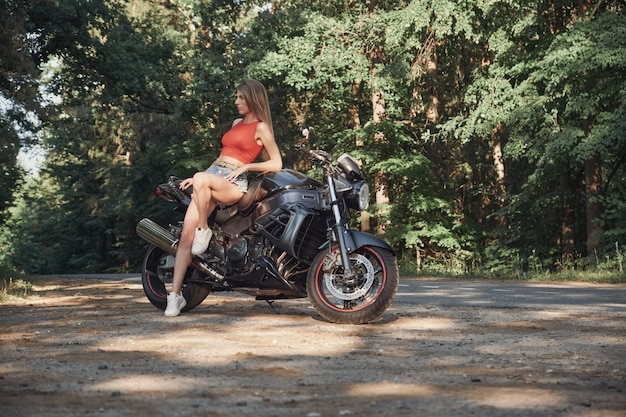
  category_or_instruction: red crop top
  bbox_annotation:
[220,120,264,164]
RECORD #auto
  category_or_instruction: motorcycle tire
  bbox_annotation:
[307,245,399,324]
[141,245,211,312]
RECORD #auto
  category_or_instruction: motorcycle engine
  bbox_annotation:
[226,236,264,272]
[185,231,258,275]
[227,236,247,263]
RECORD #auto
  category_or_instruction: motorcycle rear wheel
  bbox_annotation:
[307,245,399,324]
[141,245,211,312]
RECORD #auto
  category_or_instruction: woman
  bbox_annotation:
[165,79,283,317]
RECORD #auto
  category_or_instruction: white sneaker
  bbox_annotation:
[164,292,187,317]
[191,227,212,255]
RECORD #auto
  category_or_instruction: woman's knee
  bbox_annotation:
[180,227,195,246]
[193,172,213,189]
[192,173,204,189]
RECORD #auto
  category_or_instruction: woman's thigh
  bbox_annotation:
[195,172,243,205]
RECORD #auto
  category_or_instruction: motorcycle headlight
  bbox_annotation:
[346,181,369,211]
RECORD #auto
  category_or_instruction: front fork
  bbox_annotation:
[326,173,355,280]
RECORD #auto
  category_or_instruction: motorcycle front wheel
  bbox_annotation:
[141,245,211,312]
[307,245,399,324]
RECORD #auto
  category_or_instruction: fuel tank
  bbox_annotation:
[260,169,322,196]
[216,169,323,235]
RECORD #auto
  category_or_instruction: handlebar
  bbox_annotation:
[296,125,334,166]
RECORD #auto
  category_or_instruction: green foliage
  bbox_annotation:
[435,2,626,272]
[0,0,41,222]
[500,9,626,261]
[1,0,625,280]
[0,122,24,223]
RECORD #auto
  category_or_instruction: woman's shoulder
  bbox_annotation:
[231,118,244,127]
[255,121,273,138]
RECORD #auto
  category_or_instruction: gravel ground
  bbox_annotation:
[0,276,625,417]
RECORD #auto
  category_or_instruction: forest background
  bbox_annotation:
[1,0,625,283]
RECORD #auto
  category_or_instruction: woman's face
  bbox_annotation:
[235,90,250,116]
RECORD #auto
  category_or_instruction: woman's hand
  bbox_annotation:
[179,177,194,190]
[225,166,247,182]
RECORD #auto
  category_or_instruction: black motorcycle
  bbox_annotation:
[136,129,399,324]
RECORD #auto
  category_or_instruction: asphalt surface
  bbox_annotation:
[50,274,626,313]
[397,278,626,312]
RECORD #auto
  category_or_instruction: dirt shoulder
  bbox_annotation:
[1,276,625,417]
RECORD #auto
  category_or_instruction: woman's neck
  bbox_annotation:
[242,113,259,124]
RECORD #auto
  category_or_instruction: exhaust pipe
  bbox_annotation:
[136,218,224,281]
[136,218,178,256]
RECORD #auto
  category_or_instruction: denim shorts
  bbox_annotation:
[205,164,248,192]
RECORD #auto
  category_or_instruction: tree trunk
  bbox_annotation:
[491,122,507,228]
[577,0,604,258]
[372,91,389,236]
[368,0,389,235]
[585,152,603,256]
[350,78,370,233]
[559,171,576,261]
[415,245,422,271]
[577,0,594,17]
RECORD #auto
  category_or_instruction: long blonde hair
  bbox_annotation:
[236,79,274,136]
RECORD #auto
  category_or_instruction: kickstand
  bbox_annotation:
[266,300,280,315]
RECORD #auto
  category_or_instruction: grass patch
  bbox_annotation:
[399,242,626,284]
[522,270,626,284]
[399,256,626,284]
[0,267,35,301]
[401,269,626,284]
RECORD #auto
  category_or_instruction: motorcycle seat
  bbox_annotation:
[237,179,265,215]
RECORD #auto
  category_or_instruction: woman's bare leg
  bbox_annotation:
[170,199,199,295]
[192,172,244,228]
[172,172,243,293]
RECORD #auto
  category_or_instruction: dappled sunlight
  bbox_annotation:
[93,313,369,366]
[347,382,569,414]
[391,316,458,330]
[465,386,567,409]
[2,276,625,416]
[90,375,204,394]
[15,280,147,309]
[347,381,439,398]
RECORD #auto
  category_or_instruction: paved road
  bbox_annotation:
[52,274,626,313]
[397,278,626,312]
